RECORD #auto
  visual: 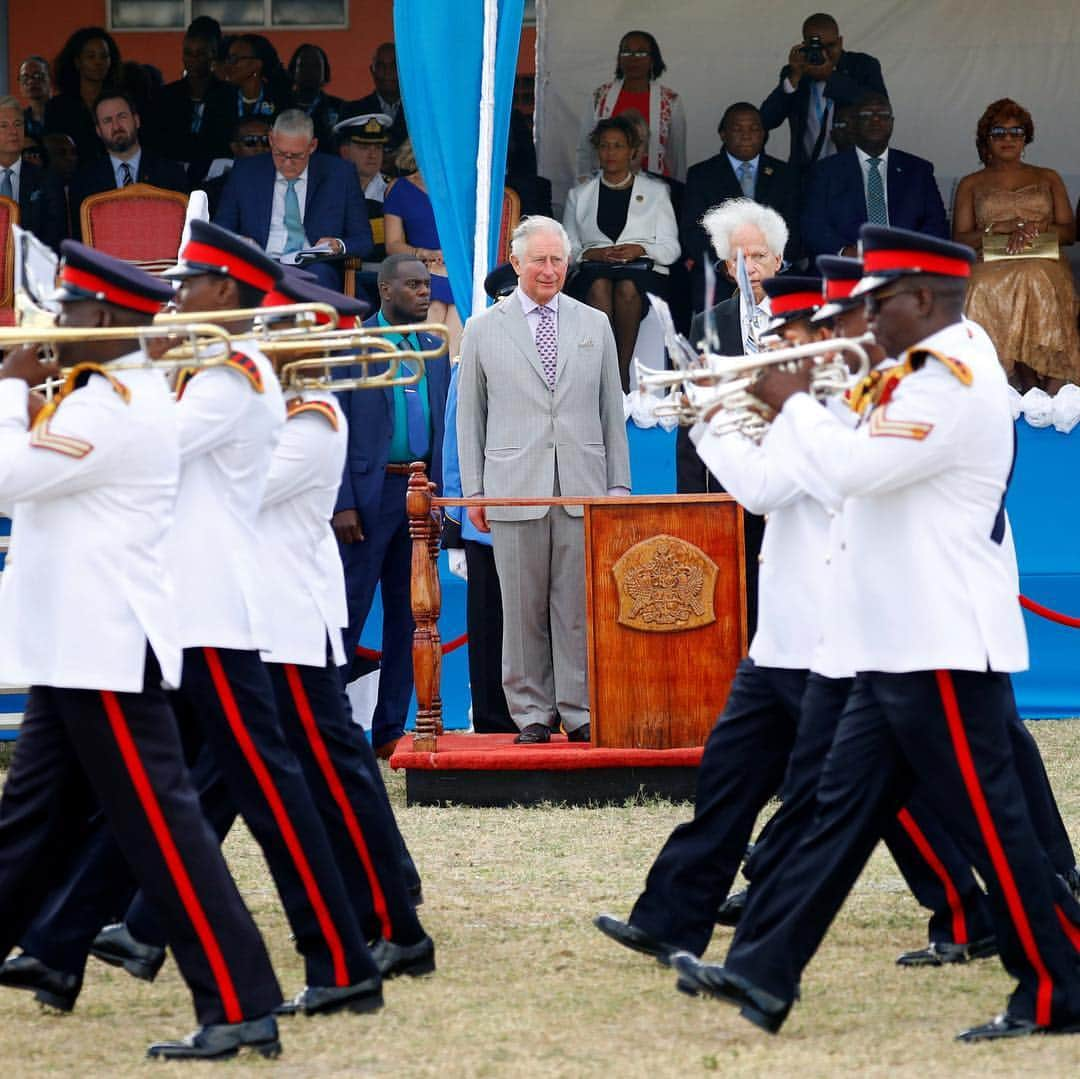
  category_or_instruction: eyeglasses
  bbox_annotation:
[238,134,269,148]
[857,110,894,121]
[19,70,47,81]
[988,125,1026,139]
[271,147,311,162]
[618,49,651,58]
[864,285,917,315]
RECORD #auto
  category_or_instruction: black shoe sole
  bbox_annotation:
[33,988,78,1012]
[90,947,163,983]
[383,953,436,979]
[147,1038,282,1060]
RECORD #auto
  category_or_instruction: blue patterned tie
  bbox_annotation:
[401,342,429,458]
[866,157,888,225]
[535,305,557,389]
[283,179,306,253]
[0,169,11,199]
[738,161,754,198]
[119,162,133,187]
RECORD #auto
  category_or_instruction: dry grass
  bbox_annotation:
[1,721,1078,1077]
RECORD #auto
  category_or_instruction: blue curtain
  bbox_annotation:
[394,0,525,320]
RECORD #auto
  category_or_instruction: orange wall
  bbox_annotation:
[10,4,535,100]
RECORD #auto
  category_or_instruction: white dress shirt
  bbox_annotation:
[110,149,142,188]
[738,293,772,352]
[516,286,559,339]
[726,152,759,194]
[267,167,309,256]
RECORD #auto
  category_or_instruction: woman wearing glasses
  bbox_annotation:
[575,31,686,183]
[952,98,1078,391]
[221,34,293,123]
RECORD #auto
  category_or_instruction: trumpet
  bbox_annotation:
[156,302,341,335]
[638,333,875,441]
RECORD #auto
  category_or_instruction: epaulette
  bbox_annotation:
[848,365,911,416]
[221,352,264,393]
[173,366,198,401]
[31,362,130,432]
[905,348,974,386]
[286,397,339,430]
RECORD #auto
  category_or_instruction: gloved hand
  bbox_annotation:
[448,548,468,580]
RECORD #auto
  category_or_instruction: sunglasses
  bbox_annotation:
[238,134,269,148]
[989,125,1026,139]
[864,284,918,315]
[618,49,651,58]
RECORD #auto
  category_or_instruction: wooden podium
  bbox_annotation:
[584,495,746,749]
[408,469,746,753]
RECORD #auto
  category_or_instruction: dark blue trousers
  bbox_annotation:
[338,471,415,749]
[0,655,281,1025]
[628,660,808,954]
[726,670,1080,1027]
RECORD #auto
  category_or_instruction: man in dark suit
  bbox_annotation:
[801,93,949,259]
[681,103,799,312]
[67,92,189,241]
[677,199,787,640]
[215,108,371,291]
[332,253,450,757]
[760,13,886,176]
[346,44,408,159]
[0,96,65,249]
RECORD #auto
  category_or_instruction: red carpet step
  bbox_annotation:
[390,733,704,807]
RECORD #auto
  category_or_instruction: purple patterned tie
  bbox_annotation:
[535,304,557,390]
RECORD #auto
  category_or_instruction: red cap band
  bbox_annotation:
[771,291,821,317]
[824,279,858,301]
[262,288,291,308]
[180,240,278,293]
[61,265,164,315]
[863,248,971,279]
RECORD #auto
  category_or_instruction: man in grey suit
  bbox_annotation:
[457,216,631,744]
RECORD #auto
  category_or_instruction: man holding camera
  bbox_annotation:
[760,12,886,176]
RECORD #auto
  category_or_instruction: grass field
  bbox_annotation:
[1,721,1078,1077]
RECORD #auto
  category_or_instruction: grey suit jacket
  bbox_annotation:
[457,291,630,521]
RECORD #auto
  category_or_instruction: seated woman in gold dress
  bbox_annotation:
[952,98,1078,391]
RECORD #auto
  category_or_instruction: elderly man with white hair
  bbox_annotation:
[456,215,631,744]
[676,197,788,639]
[214,107,371,289]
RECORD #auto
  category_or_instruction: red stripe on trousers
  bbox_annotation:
[99,690,243,1023]
[895,807,968,945]
[284,663,394,941]
[935,670,1054,1026]
[203,647,349,986]
[1055,906,1080,952]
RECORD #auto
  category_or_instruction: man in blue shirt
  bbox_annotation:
[332,253,451,756]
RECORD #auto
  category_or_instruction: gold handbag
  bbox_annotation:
[982,230,1060,261]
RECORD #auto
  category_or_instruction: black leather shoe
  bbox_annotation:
[594,914,678,963]
[671,952,790,1034]
[371,935,436,978]
[0,953,82,1012]
[514,723,551,744]
[956,1013,1043,1042]
[896,936,997,967]
[90,923,166,982]
[275,978,383,1017]
[566,724,591,743]
[146,1015,281,1060]
[715,888,747,927]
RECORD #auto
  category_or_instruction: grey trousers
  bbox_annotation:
[489,506,589,733]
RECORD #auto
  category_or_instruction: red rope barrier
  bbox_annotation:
[354,632,469,662]
[1018,595,1080,629]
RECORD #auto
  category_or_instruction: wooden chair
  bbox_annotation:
[0,195,20,326]
[80,184,189,274]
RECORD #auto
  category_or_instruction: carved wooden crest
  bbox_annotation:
[611,534,718,632]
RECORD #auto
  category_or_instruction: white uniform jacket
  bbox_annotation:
[562,172,681,272]
[257,391,349,667]
[766,320,1028,674]
[167,340,284,651]
[692,419,842,673]
[0,361,182,691]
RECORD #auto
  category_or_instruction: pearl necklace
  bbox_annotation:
[599,172,634,190]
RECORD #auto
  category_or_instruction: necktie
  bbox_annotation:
[866,157,888,225]
[0,169,12,199]
[737,161,754,198]
[744,306,764,355]
[119,162,133,187]
[535,305,557,390]
[283,179,306,254]
[400,342,430,458]
[804,81,825,157]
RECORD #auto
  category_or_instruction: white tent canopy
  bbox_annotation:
[535,0,1080,213]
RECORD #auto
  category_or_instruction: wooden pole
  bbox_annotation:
[408,461,443,752]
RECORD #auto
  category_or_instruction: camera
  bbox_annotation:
[799,35,825,66]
